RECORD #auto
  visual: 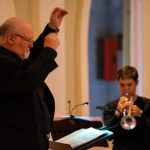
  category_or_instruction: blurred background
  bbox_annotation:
[1,0,150,117]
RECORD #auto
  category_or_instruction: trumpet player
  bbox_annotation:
[103,66,150,150]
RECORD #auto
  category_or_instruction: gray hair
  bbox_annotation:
[0,24,9,36]
[0,17,25,36]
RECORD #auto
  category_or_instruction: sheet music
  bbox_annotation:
[56,127,113,148]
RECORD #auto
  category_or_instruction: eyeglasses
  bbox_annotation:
[14,34,34,43]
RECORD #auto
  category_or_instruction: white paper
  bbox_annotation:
[56,127,113,148]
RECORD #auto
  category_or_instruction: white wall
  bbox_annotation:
[130,0,150,98]
[0,0,16,24]
[38,0,91,116]
[38,0,68,116]
[8,0,91,116]
[0,0,150,117]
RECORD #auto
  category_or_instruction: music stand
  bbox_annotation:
[49,127,112,150]
[51,116,108,147]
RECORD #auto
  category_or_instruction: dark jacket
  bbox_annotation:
[0,26,57,150]
[103,96,150,150]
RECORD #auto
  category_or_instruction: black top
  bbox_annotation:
[103,96,150,150]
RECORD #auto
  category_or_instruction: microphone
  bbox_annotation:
[68,101,89,118]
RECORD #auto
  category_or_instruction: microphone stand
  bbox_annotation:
[68,100,71,116]
[69,102,88,118]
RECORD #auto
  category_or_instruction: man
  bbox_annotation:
[103,66,150,150]
[0,7,68,150]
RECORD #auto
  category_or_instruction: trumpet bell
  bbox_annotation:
[120,116,137,130]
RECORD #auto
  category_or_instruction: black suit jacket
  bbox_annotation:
[0,26,57,150]
[103,96,150,150]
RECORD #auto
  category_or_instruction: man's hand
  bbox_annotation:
[115,96,129,117]
[44,33,59,50]
[131,105,143,117]
[117,96,129,113]
[48,7,68,30]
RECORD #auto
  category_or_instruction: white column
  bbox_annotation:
[130,0,150,98]
[142,0,150,98]
[0,0,16,24]
[130,0,143,96]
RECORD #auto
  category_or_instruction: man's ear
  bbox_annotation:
[7,34,15,44]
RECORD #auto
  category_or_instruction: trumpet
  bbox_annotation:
[120,95,137,130]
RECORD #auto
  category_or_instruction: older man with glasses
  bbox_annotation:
[0,7,67,150]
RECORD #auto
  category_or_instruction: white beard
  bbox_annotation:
[23,51,30,59]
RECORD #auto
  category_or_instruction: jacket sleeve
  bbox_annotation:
[141,99,150,128]
[103,100,122,129]
[28,25,58,63]
[0,48,58,94]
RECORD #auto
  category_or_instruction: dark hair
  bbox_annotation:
[117,65,138,81]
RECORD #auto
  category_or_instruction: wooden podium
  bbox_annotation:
[50,116,109,149]
[49,141,72,150]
